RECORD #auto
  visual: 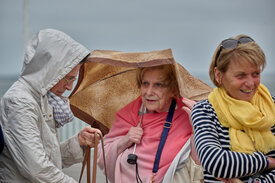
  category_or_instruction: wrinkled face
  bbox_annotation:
[215,58,261,102]
[141,69,175,113]
[50,64,81,97]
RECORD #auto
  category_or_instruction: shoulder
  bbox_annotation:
[117,96,141,115]
[2,84,40,115]
[191,99,219,125]
[192,99,215,113]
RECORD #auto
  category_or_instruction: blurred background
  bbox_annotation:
[1,0,275,76]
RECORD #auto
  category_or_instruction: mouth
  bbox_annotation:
[240,89,253,94]
[145,98,157,103]
[56,91,65,96]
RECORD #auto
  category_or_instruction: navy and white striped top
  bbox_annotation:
[191,96,275,183]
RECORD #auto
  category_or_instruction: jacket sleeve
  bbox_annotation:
[60,134,84,168]
[4,96,77,183]
[191,101,270,180]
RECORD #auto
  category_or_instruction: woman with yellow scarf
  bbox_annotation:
[191,35,275,183]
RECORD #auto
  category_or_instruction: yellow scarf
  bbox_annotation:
[208,84,275,154]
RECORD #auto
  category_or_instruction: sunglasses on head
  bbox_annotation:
[215,36,254,62]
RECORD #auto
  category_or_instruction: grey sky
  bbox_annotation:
[1,0,275,77]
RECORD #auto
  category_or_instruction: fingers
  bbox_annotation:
[181,97,196,109]
[267,156,275,169]
[190,135,201,165]
[127,127,143,145]
[84,126,102,136]
[78,126,102,147]
[216,178,243,183]
[182,106,191,116]
[181,98,196,121]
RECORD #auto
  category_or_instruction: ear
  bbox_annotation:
[214,67,222,85]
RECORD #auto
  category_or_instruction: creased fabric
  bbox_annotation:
[208,84,275,154]
[162,138,204,183]
[0,29,89,183]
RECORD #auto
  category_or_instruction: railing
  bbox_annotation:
[58,118,89,142]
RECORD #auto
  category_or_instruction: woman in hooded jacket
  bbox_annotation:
[0,29,100,183]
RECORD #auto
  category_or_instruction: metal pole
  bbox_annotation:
[23,0,29,50]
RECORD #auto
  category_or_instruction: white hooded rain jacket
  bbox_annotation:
[0,29,90,183]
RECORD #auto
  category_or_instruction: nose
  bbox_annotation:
[65,82,74,91]
[245,76,255,87]
[146,85,154,95]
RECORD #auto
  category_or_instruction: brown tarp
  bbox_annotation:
[69,49,212,135]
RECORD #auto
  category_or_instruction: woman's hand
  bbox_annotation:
[125,126,143,147]
[182,98,200,164]
[217,178,243,183]
[181,97,196,117]
[190,134,201,165]
[267,156,275,169]
[78,126,102,147]
[117,126,143,154]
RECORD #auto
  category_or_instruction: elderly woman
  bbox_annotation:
[191,35,275,183]
[97,64,203,183]
[0,29,101,182]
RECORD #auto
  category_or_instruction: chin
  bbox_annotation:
[145,107,157,113]
[239,96,254,102]
[56,92,64,97]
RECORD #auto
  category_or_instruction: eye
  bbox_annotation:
[154,83,164,88]
[236,73,246,79]
[252,72,260,78]
[141,81,149,87]
[64,76,77,84]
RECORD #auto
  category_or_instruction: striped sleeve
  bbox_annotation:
[191,100,270,181]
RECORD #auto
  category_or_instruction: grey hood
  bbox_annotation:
[20,29,90,96]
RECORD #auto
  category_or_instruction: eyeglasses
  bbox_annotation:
[215,36,254,62]
[64,76,77,85]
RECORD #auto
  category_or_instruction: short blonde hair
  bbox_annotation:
[209,34,266,87]
[136,64,180,97]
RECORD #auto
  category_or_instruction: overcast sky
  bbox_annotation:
[1,0,275,77]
